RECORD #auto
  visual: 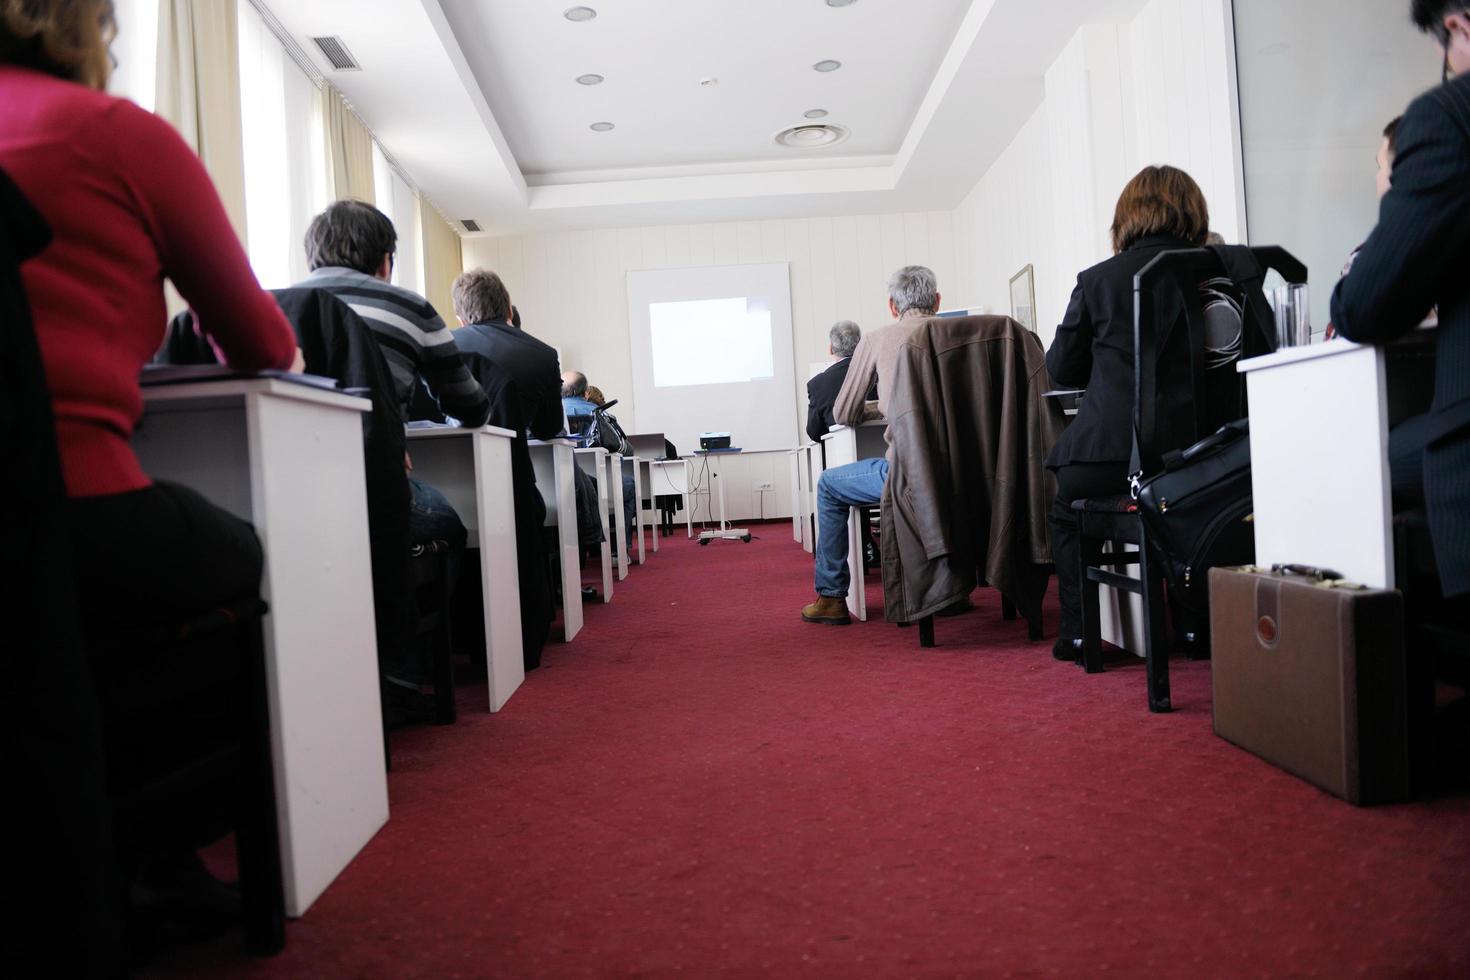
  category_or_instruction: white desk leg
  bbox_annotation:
[790,453,802,543]
[244,396,388,916]
[631,459,646,565]
[683,461,693,539]
[472,435,525,712]
[846,506,868,622]
[551,446,583,641]
[579,453,614,601]
[610,454,629,581]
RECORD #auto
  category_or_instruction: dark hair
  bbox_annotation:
[1383,115,1404,154]
[451,268,511,324]
[1110,165,1210,254]
[0,0,115,89]
[304,200,397,275]
[561,371,588,399]
[511,305,522,329]
[1413,0,1470,38]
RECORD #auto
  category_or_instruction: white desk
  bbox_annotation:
[405,425,524,711]
[574,447,615,601]
[1241,340,1397,587]
[621,456,648,564]
[528,439,583,640]
[647,458,694,539]
[608,452,630,581]
[821,421,889,621]
[134,378,387,917]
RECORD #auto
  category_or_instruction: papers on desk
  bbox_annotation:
[141,364,344,392]
[406,419,463,430]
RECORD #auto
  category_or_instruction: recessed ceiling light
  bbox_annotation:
[813,59,842,72]
[563,6,596,22]
[589,121,615,132]
[775,123,849,149]
[576,73,604,85]
[803,108,829,119]
[826,0,858,6]
[700,77,719,88]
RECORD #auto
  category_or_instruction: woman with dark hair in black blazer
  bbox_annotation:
[1045,165,1212,661]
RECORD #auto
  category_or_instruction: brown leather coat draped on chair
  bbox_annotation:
[880,316,1067,623]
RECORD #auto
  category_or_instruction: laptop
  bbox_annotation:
[626,433,668,460]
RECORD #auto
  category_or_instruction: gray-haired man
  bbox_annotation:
[802,266,941,625]
[806,320,867,444]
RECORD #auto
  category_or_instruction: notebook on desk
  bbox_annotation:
[140,364,343,393]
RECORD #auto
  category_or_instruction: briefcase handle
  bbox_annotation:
[1270,563,1343,582]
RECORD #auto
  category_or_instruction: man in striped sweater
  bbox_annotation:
[301,200,490,551]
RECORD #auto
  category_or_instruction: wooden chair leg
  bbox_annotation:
[238,618,285,956]
[1139,542,1172,713]
[1001,596,1018,621]
[1079,538,1105,673]
[918,616,935,648]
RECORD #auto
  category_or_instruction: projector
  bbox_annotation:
[699,431,732,451]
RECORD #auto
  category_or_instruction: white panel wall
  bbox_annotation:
[954,0,1245,349]
[462,211,958,437]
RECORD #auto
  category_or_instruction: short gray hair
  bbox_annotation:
[452,268,512,325]
[828,320,861,357]
[887,265,939,315]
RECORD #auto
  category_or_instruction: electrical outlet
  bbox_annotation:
[755,482,774,492]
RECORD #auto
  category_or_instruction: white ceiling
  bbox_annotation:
[265,0,1149,235]
[439,0,971,176]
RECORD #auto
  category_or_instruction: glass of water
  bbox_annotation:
[1270,284,1312,348]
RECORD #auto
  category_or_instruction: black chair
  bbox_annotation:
[1073,246,1304,712]
[91,601,286,957]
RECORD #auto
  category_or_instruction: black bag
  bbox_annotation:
[588,406,631,457]
[1135,418,1255,610]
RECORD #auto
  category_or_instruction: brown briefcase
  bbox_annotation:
[1208,565,1410,805]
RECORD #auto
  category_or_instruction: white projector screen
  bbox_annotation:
[627,264,796,453]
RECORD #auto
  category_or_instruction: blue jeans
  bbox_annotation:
[408,477,466,547]
[815,458,888,597]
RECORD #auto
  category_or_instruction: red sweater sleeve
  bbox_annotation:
[103,100,297,370]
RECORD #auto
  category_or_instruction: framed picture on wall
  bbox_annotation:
[1009,264,1037,334]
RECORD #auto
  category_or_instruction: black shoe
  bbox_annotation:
[1053,637,1081,662]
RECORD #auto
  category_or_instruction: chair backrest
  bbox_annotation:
[1132,245,1306,475]
[0,167,124,972]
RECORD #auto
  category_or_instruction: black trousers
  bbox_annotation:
[1048,461,1130,641]
[67,481,264,628]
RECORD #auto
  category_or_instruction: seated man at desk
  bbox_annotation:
[1331,0,1470,599]
[806,320,873,444]
[451,270,566,442]
[301,201,490,549]
[561,371,600,446]
[801,266,941,625]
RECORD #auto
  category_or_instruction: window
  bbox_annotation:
[238,0,328,288]
[109,0,159,111]
[372,142,425,295]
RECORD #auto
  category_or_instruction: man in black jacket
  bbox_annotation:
[806,320,869,444]
[1331,0,1470,597]
[450,269,565,441]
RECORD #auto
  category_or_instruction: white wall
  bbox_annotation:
[954,0,1245,348]
[462,212,958,436]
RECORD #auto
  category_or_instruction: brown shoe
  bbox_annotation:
[801,595,851,625]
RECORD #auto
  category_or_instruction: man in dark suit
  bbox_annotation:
[449,269,565,440]
[806,320,870,444]
[1331,0,1470,597]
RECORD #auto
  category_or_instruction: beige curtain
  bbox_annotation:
[420,197,463,325]
[325,86,376,204]
[154,0,248,244]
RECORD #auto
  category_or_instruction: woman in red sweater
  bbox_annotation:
[1,1,298,624]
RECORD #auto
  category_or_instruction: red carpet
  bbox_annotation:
[156,525,1469,977]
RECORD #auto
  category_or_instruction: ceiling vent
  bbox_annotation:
[461,219,482,233]
[310,36,361,71]
[774,124,849,149]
